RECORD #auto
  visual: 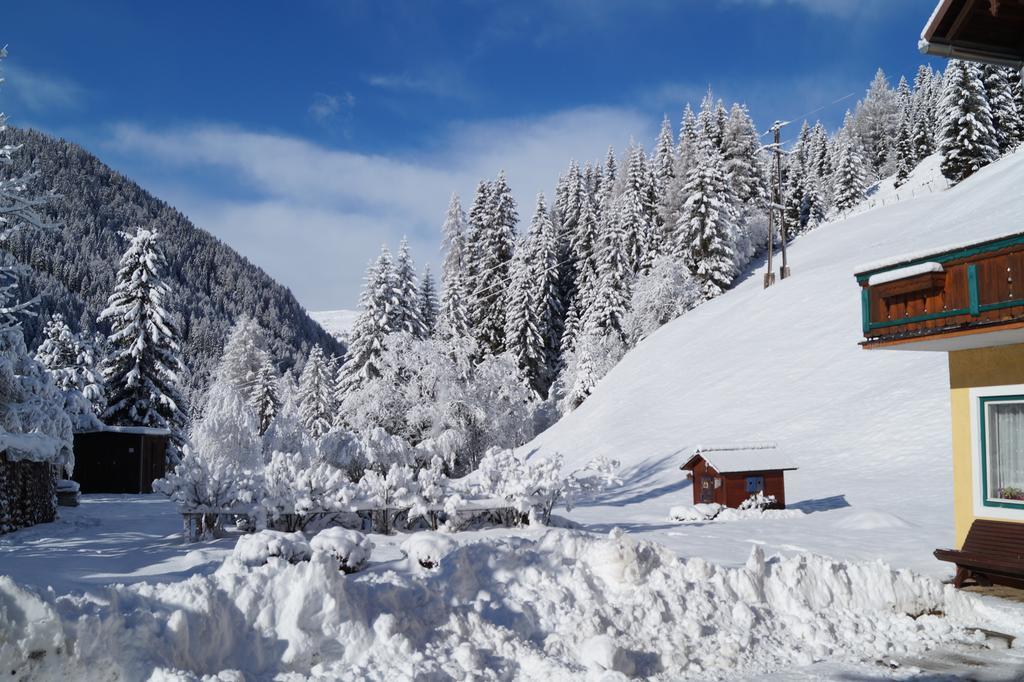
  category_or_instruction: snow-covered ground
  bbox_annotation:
[309,308,359,342]
[5,151,1024,678]
[529,148,1024,581]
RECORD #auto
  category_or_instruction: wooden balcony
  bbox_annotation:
[856,231,1024,351]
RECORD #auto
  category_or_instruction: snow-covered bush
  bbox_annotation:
[669,503,723,522]
[623,255,701,345]
[475,450,620,525]
[233,529,311,566]
[738,491,777,511]
[310,527,374,573]
[260,451,357,531]
[400,531,458,570]
[317,427,366,479]
[553,330,626,415]
[358,463,419,534]
[409,455,448,530]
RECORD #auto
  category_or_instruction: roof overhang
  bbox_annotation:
[920,0,1024,69]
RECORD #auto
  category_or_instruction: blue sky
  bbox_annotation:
[2,0,943,310]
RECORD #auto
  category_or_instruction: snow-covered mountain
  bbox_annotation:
[528,149,1024,576]
[309,309,359,342]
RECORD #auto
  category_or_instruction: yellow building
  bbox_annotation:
[856,232,1024,586]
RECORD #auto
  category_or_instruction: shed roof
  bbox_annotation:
[77,425,172,437]
[680,444,798,474]
[920,0,1024,68]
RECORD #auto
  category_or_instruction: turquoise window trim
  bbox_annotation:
[978,395,1024,510]
[968,264,980,316]
[859,262,1023,334]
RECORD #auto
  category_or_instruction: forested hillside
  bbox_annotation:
[0,127,344,404]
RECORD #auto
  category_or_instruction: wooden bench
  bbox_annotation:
[934,520,1024,589]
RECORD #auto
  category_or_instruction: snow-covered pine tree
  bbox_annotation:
[852,68,899,177]
[440,193,467,285]
[674,146,738,300]
[35,313,106,422]
[438,268,472,339]
[216,315,271,400]
[584,195,631,340]
[505,194,561,398]
[393,238,425,338]
[893,108,915,187]
[619,144,657,275]
[939,60,999,184]
[653,115,676,199]
[336,247,399,395]
[468,171,517,356]
[697,90,725,151]
[298,345,335,438]
[99,228,189,457]
[721,103,767,208]
[418,265,439,338]
[250,354,279,435]
[983,65,1024,154]
[832,131,867,213]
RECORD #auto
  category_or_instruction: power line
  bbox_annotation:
[759,91,857,138]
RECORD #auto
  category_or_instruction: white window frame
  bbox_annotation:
[969,384,1024,520]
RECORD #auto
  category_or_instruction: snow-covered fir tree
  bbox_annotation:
[939,59,998,184]
[393,239,425,338]
[465,172,517,356]
[832,131,867,213]
[297,345,335,438]
[983,65,1023,154]
[439,193,471,338]
[893,109,915,187]
[505,194,561,398]
[852,68,899,177]
[99,228,189,457]
[250,355,279,435]
[35,313,106,417]
[674,146,738,300]
[721,103,767,207]
[585,194,631,340]
[418,265,439,338]
[336,247,399,395]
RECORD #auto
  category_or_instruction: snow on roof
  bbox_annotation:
[78,425,172,437]
[682,444,798,474]
[854,229,1024,276]
[0,431,72,467]
[867,262,943,286]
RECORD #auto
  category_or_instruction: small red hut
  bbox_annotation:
[680,444,798,509]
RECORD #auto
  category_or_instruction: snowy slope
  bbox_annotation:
[529,148,1024,577]
[309,308,359,342]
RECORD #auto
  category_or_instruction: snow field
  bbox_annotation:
[2,527,1021,680]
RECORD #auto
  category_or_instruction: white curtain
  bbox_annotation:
[987,402,1024,499]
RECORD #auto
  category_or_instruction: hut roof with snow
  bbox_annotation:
[680,444,798,474]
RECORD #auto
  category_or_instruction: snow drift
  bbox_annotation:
[1,529,1015,680]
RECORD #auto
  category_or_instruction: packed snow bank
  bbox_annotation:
[2,529,1020,680]
[669,504,803,523]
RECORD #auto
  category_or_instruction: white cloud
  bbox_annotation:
[107,106,653,310]
[720,0,893,18]
[308,91,355,124]
[365,67,470,100]
[3,64,85,112]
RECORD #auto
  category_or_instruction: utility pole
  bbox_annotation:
[774,123,791,280]
[762,120,790,288]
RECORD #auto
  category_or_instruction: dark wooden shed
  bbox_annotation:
[680,445,798,509]
[72,426,170,494]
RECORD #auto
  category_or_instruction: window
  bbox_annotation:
[745,476,764,494]
[981,396,1024,507]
